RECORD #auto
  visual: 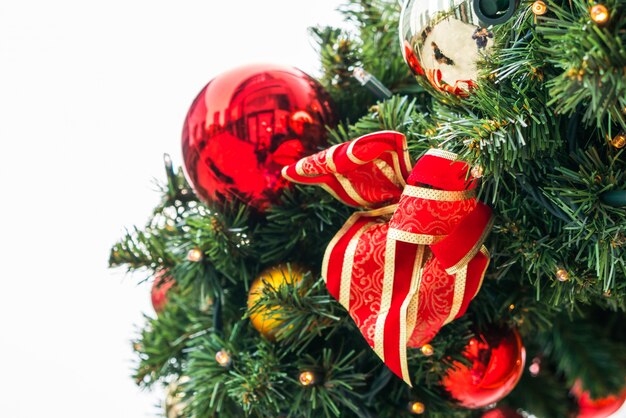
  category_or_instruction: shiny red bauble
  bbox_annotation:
[441,326,526,409]
[572,380,626,418]
[181,64,335,211]
[151,270,175,314]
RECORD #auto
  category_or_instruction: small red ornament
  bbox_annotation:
[481,406,523,418]
[151,270,175,314]
[442,326,526,409]
[181,64,335,211]
[572,380,626,418]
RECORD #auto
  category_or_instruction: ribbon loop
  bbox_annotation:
[282,131,493,385]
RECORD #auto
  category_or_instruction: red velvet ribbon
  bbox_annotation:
[282,131,493,385]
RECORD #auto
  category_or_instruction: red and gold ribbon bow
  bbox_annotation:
[282,130,493,385]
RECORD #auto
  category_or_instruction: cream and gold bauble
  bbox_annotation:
[247,264,307,339]
[400,0,517,96]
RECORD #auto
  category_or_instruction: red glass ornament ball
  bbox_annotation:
[181,64,335,211]
[442,326,526,409]
[151,270,175,314]
[572,380,626,418]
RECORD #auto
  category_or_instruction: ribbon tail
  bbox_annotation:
[373,238,426,386]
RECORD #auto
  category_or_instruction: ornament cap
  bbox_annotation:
[473,0,518,25]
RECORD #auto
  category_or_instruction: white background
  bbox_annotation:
[1,1,624,417]
[0,1,343,416]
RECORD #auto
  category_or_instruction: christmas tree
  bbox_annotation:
[109,0,626,417]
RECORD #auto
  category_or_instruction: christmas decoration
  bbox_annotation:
[399,0,517,96]
[109,1,626,416]
[590,4,610,25]
[481,406,523,418]
[186,247,203,262]
[151,270,175,314]
[408,401,425,414]
[441,326,526,409]
[247,264,306,339]
[283,130,493,385]
[181,64,335,211]
[572,380,626,418]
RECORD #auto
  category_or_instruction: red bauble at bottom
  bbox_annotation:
[441,326,526,409]
[151,270,175,314]
[572,380,626,418]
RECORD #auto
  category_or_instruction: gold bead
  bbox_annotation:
[471,165,484,178]
[556,268,570,282]
[509,304,515,311]
[590,4,610,24]
[532,1,548,15]
[215,350,232,368]
[409,401,425,414]
[299,371,316,386]
[186,248,203,262]
[610,131,626,149]
[420,344,434,356]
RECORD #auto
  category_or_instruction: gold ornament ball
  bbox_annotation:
[247,264,307,339]
[532,1,548,16]
[409,401,426,414]
[610,132,626,149]
[556,268,570,282]
[590,4,610,24]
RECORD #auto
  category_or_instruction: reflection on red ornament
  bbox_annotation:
[442,326,526,409]
[289,110,314,135]
[151,270,175,314]
[181,64,335,211]
[572,380,626,418]
[404,40,425,76]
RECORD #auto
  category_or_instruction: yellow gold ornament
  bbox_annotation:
[610,131,626,149]
[409,401,425,414]
[590,4,610,24]
[532,1,548,15]
[247,264,307,339]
